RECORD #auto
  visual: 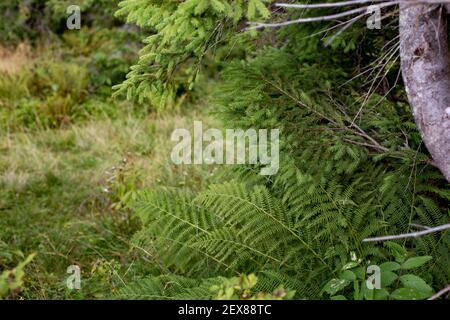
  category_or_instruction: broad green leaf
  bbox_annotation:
[364,287,375,300]
[322,278,350,296]
[390,287,431,300]
[353,266,365,280]
[399,275,433,294]
[401,256,432,270]
[373,289,389,300]
[331,295,347,300]
[340,270,356,281]
[380,261,401,272]
[342,261,359,270]
[380,270,397,287]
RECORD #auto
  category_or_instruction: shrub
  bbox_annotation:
[0,58,91,130]
[61,27,140,94]
[28,61,89,101]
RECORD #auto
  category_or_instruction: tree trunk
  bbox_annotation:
[399,4,450,182]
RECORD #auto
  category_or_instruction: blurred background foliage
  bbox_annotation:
[0,0,120,44]
[0,0,141,130]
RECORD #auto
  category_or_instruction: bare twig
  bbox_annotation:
[428,284,450,300]
[342,137,389,152]
[339,34,400,88]
[247,5,390,30]
[247,6,369,30]
[248,1,450,30]
[409,223,431,230]
[323,12,365,46]
[276,0,450,9]
[362,223,450,242]
[352,45,400,124]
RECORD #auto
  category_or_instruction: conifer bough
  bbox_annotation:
[251,0,450,183]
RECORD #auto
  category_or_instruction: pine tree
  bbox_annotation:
[113,0,271,108]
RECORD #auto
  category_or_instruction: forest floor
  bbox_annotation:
[0,44,217,299]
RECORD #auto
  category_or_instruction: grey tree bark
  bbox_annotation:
[399,3,450,182]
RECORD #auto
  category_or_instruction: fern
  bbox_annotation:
[123,173,445,299]
[116,274,225,300]
[118,0,449,300]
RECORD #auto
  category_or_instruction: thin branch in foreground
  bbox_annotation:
[409,223,431,230]
[247,0,450,30]
[275,0,393,9]
[321,6,397,46]
[323,12,365,46]
[275,0,450,9]
[246,6,371,30]
[342,137,388,152]
[428,284,450,300]
[362,223,450,242]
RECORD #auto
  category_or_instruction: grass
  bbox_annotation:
[0,40,219,298]
[0,102,219,299]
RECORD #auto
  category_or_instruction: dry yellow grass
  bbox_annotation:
[0,108,218,193]
[0,43,31,75]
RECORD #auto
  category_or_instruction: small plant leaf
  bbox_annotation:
[390,287,432,300]
[380,270,398,287]
[379,261,401,272]
[401,256,432,270]
[322,278,350,296]
[342,261,359,270]
[399,275,433,294]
